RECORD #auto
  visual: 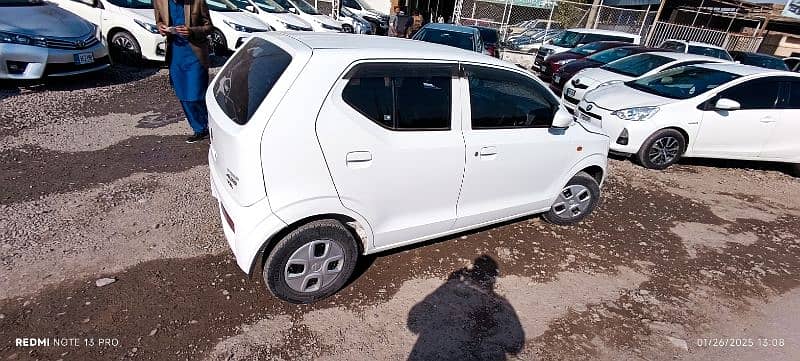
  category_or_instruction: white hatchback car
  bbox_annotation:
[575,63,800,171]
[562,52,727,112]
[207,33,610,303]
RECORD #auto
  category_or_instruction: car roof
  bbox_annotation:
[468,25,498,32]
[663,39,726,49]
[647,51,725,62]
[693,62,800,76]
[420,23,479,34]
[565,28,640,37]
[278,32,505,64]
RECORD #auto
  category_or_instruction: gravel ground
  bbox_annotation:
[0,64,798,361]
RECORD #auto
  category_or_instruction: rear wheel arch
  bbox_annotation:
[251,213,368,275]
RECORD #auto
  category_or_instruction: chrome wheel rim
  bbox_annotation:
[551,184,592,220]
[284,239,345,293]
[210,32,224,54]
[648,136,680,166]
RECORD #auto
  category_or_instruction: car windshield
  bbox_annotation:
[207,0,240,12]
[550,30,584,48]
[0,0,43,5]
[739,54,788,70]
[251,0,287,12]
[627,65,740,100]
[587,47,637,64]
[601,53,673,77]
[106,0,153,8]
[418,29,474,51]
[570,41,607,56]
[291,0,319,14]
[688,45,732,60]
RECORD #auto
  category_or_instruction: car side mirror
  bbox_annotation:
[550,107,573,130]
[714,98,740,111]
[245,5,256,12]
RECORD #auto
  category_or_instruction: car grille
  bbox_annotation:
[45,34,99,50]
[578,105,602,120]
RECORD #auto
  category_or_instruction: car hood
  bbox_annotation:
[546,51,582,63]
[583,82,673,110]
[0,3,93,37]
[558,58,601,76]
[214,11,270,29]
[273,12,311,28]
[125,8,158,22]
[310,14,341,28]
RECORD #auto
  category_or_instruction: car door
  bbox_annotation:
[760,77,800,160]
[454,64,572,229]
[692,77,780,158]
[316,62,465,249]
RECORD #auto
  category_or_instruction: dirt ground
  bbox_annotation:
[1,65,799,361]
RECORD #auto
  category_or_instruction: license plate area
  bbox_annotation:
[577,111,601,128]
[565,88,576,98]
[74,52,94,65]
[553,74,561,84]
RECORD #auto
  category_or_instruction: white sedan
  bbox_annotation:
[207,0,271,53]
[562,52,727,112]
[52,0,166,62]
[573,63,800,171]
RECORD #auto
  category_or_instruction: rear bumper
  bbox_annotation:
[209,150,286,273]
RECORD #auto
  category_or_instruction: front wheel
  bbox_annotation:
[110,31,142,64]
[542,171,601,225]
[263,220,358,304]
[636,129,686,170]
[789,163,800,177]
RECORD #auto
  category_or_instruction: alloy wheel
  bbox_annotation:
[283,239,345,293]
[648,136,680,166]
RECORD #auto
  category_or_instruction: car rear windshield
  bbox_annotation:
[601,53,672,77]
[417,29,475,51]
[570,41,610,56]
[739,54,789,70]
[586,47,638,64]
[626,65,740,100]
[687,45,732,60]
[213,38,292,125]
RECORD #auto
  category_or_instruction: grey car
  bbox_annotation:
[0,0,110,80]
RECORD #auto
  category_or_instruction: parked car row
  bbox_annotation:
[1,0,387,79]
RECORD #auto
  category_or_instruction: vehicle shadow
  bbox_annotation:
[406,255,525,361]
[609,153,796,177]
[0,61,162,101]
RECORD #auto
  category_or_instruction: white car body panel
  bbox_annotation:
[52,0,167,61]
[210,10,270,50]
[207,33,609,273]
[539,28,641,56]
[576,63,800,164]
[241,0,313,31]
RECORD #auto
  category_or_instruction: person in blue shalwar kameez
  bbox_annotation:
[154,0,213,143]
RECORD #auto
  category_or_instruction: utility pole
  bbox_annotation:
[586,0,603,28]
[645,0,667,46]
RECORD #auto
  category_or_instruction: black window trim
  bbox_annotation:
[461,62,560,130]
[698,75,781,111]
[340,61,458,132]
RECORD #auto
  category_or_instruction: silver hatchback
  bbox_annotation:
[0,0,110,80]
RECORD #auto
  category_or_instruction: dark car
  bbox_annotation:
[730,51,789,71]
[550,46,658,94]
[469,25,500,58]
[537,41,631,82]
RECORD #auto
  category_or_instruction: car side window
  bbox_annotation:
[779,79,800,109]
[342,63,454,131]
[464,65,558,129]
[343,0,360,9]
[716,78,780,110]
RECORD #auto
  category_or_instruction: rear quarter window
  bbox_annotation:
[213,38,292,125]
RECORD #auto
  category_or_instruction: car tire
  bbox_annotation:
[263,219,359,304]
[110,31,142,64]
[542,171,601,226]
[636,128,686,170]
[209,29,227,56]
[789,163,800,177]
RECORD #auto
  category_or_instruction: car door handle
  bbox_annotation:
[760,117,776,123]
[477,146,497,157]
[346,151,372,163]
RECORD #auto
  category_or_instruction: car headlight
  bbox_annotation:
[555,59,574,65]
[611,106,659,121]
[596,80,623,88]
[224,20,268,33]
[0,31,47,47]
[134,19,159,34]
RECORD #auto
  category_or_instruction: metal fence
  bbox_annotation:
[646,21,762,52]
